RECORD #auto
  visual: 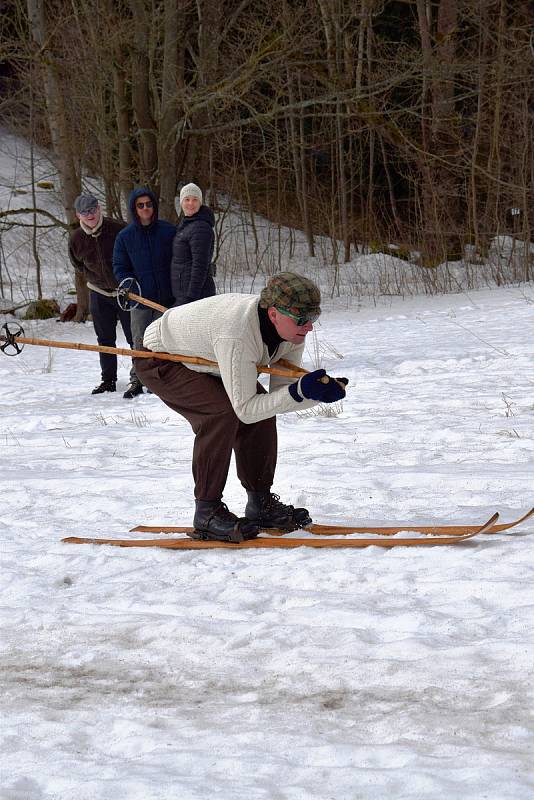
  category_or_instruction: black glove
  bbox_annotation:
[289,369,348,403]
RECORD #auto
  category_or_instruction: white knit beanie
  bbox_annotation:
[179,183,203,205]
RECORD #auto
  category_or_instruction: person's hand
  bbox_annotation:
[289,369,348,403]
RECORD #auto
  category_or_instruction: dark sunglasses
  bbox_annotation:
[275,306,320,326]
[79,207,97,217]
[136,201,153,209]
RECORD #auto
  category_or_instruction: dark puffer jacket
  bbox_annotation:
[171,205,216,306]
[112,187,175,306]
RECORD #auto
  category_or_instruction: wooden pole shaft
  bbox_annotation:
[3,287,344,388]
[121,295,341,387]
[126,292,167,313]
[1,334,308,379]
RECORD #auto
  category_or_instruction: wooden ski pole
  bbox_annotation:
[125,292,167,313]
[2,288,345,386]
[0,332,309,379]
[119,293,334,385]
[3,288,345,388]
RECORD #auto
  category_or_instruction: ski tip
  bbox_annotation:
[63,537,90,544]
[518,506,534,524]
[479,512,499,534]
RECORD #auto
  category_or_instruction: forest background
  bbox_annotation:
[0,0,532,318]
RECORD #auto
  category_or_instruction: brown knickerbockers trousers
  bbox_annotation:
[134,358,277,501]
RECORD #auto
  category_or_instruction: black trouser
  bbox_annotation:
[134,358,277,502]
[90,291,136,383]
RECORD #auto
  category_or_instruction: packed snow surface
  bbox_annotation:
[1,283,534,799]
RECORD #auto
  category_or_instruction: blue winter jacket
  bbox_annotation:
[171,205,216,306]
[112,187,175,306]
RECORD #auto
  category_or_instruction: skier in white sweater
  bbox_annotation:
[136,272,348,542]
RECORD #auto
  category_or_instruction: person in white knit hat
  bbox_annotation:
[178,182,203,206]
[170,182,216,306]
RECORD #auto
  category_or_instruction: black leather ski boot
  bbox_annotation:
[91,379,116,394]
[123,379,144,399]
[245,491,312,532]
[191,501,259,543]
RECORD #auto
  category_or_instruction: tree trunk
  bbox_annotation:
[113,62,134,213]
[129,0,158,187]
[158,0,186,221]
[26,0,88,319]
[189,0,221,188]
[287,69,315,256]
[416,0,461,263]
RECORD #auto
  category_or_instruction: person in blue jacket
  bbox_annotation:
[113,187,175,396]
[171,183,216,306]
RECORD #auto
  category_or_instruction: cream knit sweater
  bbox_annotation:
[143,294,318,424]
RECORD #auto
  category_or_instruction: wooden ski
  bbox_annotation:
[63,513,499,549]
[129,507,533,537]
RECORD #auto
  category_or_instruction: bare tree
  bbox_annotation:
[25,0,88,318]
[157,0,188,220]
[128,0,158,188]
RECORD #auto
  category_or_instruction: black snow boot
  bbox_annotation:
[245,491,312,532]
[92,379,116,395]
[123,379,144,399]
[191,501,259,543]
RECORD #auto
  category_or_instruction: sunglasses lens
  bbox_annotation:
[291,311,319,325]
[276,306,319,326]
[81,208,97,216]
[137,201,153,209]
[302,313,320,325]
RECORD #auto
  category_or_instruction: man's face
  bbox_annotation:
[135,195,154,225]
[267,306,316,345]
[76,204,101,228]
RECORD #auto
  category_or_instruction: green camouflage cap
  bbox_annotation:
[259,272,321,315]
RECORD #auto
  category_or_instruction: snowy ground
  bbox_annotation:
[1,283,534,800]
